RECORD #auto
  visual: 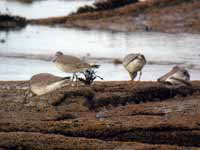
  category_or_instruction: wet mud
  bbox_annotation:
[0,80,200,149]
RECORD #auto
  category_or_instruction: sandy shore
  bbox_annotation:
[0,80,200,149]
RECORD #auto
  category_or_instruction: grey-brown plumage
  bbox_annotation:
[157,66,190,86]
[53,52,91,72]
[30,73,70,95]
[123,53,146,80]
[53,51,93,81]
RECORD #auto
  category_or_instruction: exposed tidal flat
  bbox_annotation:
[29,0,200,33]
[1,0,200,33]
[0,0,200,149]
[0,80,200,149]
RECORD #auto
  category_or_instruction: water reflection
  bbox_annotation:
[0,0,94,19]
[1,25,200,63]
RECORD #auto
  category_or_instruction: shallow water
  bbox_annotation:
[0,25,200,81]
[0,0,93,19]
[1,25,200,62]
[0,0,200,81]
[0,56,199,81]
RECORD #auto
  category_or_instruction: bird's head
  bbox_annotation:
[137,54,146,61]
[52,51,63,62]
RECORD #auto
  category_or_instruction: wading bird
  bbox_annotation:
[157,66,190,86]
[30,73,70,96]
[52,51,99,82]
[123,53,146,80]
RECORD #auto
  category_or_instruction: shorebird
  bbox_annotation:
[157,66,190,86]
[30,73,70,96]
[123,53,146,80]
[52,51,98,81]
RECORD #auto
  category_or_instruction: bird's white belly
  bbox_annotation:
[126,59,144,73]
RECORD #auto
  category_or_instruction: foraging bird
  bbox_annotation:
[30,73,70,96]
[157,66,190,86]
[123,53,146,80]
[52,51,98,81]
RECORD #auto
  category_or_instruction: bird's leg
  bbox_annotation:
[130,72,137,81]
[129,73,134,81]
[72,73,75,81]
[74,73,79,87]
[75,73,78,82]
[138,70,142,81]
[71,73,76,87]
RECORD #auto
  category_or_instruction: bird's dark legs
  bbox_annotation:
[130,73,134,81]
[138,70,142,81]
[71,73,79,86]
[72,73,75,81]
[130,72,137,81]
[72,73,78,81]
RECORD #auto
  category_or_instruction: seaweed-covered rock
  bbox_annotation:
[0,14,27,30]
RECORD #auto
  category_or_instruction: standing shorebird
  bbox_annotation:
[52,51,97,82]
[157,66,190,86]
[30,73,70,96]
[123,53,146,80]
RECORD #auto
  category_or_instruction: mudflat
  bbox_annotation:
[30,0,200,33]
[0,80,200,149]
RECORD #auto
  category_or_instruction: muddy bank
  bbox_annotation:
[0,80,200,149]
[30,0,200,33]
[0,14,27,31]
[7,0,34,4]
